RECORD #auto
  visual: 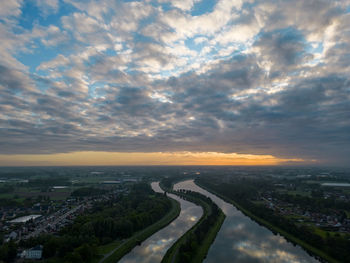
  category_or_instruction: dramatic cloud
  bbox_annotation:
[0,0,349,166]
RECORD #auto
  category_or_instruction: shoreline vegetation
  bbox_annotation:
[100,195,181,263]
[160,179,225,263]
[194,179,339,263]
[11,182,179,263]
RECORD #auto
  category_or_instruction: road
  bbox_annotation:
[23,204,83,239]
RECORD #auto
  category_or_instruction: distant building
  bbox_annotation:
[9,214,41,223]
[102,180,121,184]
[22,245,43,259]
[123,178,138,182]
[6,231,18,241]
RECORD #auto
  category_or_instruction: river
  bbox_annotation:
[119,182,203,263]
[173,180,319,263]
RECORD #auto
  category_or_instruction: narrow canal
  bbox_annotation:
[173,180,319,263]
[119,182,203,263]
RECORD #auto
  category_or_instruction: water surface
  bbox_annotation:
[174,180,319,263]
[119,182,203,263]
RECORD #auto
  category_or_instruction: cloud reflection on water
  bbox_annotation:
[119,182,203,263]
[174,180,318,263]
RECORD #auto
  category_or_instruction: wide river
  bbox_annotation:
[174,180,319,263]
[119,182,203,263]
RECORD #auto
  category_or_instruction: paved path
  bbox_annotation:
[98,240,125,263]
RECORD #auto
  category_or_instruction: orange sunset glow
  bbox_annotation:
[0,151,307,166]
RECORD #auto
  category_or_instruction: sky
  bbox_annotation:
[0,0,349,166]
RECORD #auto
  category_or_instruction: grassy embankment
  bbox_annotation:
[96,240,121,256]
[161,188,225,263]
[197,211,225,261]
[195,180,339,263]
[98,197,180,263]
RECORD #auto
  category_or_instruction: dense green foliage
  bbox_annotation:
[0,241,17,263]
[103,198,180,263]
[0,199,21,208]
[0,185,14,194]
[160,175,192,191]
[160,177,174,190]
[197,177,348,263]
[13,183,172,263]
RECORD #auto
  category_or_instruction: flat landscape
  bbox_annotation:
[1,166,350,262]
[1,0,349,262]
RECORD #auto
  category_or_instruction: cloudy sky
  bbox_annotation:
[0,0,349,166]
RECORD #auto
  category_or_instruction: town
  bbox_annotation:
[260,186,350,234]
[195,166,350,262]
[0,166,142,261]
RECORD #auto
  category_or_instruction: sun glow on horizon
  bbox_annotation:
[0,151,308,166]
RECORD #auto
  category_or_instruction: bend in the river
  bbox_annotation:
[118,182,203,263]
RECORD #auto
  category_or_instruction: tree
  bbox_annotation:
[43,237,59,258]
[64,251,83,263]
[0,241,17,263]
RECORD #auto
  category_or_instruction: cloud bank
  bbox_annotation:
[0,0,349,165]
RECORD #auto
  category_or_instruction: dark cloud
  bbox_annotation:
[1,0,350,166]
[0,65,33,93]
[2,48,350,166]
[254,28,309,70]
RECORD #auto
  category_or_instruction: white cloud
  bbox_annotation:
[35,0,59,16]
[194,37,208,44]
[158,0,242,43]
[37,54,70,71]
[212,23,260,45]
[0,0,23,18]
[158,0,200,11]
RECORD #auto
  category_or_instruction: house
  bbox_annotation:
[6,231,18,241]
[24,245,43,259]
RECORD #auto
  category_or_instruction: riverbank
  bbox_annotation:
[193,210,225,262]
[159,176,195,192]
[161,188,225,263]
[195,179,338,263]
[100,197,181,263]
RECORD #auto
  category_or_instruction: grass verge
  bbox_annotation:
[191,211,225,263]
[98,241,121,256]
